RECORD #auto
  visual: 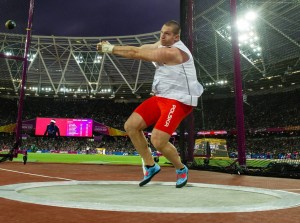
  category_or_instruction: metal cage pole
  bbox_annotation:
[179,0,196,164]
[14,0,35,155]
[185,0,196,164]
[230,0,246,166]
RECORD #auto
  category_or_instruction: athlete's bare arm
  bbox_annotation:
[139,41,160,49]
[97,41,189,65]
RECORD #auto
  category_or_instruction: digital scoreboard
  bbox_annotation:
[35,117,93,137]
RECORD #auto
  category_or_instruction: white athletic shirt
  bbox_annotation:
[152,40,203,106]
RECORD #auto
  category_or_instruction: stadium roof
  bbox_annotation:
[0,32,159,101]
[192,0,300,98]
[0,0,299,101]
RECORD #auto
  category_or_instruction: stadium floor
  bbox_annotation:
[0,162,300,223]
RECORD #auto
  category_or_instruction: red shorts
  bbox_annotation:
[134,96,193,135]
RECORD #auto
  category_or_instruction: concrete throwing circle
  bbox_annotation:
[0,181,300,213]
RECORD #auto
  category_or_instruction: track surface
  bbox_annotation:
[0,162,299,223]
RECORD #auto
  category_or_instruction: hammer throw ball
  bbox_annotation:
[5,20,16,29]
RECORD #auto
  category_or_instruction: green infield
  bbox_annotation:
[193,157,272,168]
[10,152,274,169]
[12,152,172,166]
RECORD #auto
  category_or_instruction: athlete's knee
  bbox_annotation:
[124,114,146,134]
[124,119,135,134]
[150,134,168,151]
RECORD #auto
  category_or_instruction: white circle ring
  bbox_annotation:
[0,181,300,213]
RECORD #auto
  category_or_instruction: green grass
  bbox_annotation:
[13,152,171,166]
[11,153,275,169]
[194,157,272,168]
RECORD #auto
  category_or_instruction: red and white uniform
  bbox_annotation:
[135,40,203,135]
[152,40,203,106]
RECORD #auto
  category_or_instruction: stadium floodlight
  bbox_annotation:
[93,55,102,63]
[217,80,228,85]
[245,11,257,21]
[204,80,228,86]
[27,53,37,62]
[217,10,262,63]
[42,87,52,92]
[75,55,84,64]
[99,88,112,94]
[4,51,13,56]
[29,86,38,91]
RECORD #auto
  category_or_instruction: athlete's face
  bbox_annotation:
[160,25,179,46]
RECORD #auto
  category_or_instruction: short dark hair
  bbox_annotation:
[164,20,181,35]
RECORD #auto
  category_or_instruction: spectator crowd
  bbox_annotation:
[0,89,299,158]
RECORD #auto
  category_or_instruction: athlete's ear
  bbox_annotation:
[174,34,180,42]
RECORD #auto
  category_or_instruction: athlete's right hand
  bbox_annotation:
[97,41,115,54]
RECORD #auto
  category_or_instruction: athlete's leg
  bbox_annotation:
[124,112,154,166]
[150,128,184,169]
[124,97,160,166]
[150,97,193,169]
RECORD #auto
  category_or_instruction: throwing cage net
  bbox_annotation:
[180,0,300,178]
[0,0,35,163]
